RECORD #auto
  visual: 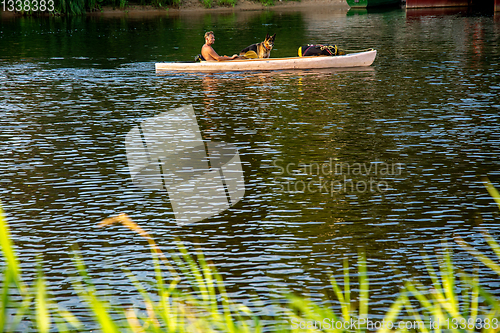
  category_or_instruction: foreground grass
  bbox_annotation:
[1,180,500,332]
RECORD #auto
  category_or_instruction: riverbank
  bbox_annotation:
[0,0,349,18]
[99,0,348,15]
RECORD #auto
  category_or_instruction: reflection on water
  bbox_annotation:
[1,7,500,327]
[125,104,245,225]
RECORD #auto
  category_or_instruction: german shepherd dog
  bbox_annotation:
[239,34,276,59]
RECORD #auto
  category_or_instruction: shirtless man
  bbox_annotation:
[201,31,239,61]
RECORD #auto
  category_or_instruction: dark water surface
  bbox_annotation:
[1,5,500,327]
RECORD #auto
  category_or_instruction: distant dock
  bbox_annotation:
[406,0,499,11]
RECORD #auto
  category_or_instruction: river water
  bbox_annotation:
[1,5,500,327]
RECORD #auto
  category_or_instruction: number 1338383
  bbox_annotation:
[2,0,54,12]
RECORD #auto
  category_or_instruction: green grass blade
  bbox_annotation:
[459,272,470,318]
[8,291,33,333]
[439,245,457,314]
[0,200,30,332]
[49,299,84,333]
[0,270,11,330]
[469,268,479,333]
[0,201,21,284]
[286,295,340,333]
[197,255,219,320]
[36,260,50,333]
[404,280,434,312]
[214,270,235,333]
[482,177,500,211]
[432,303,445,333]
[71,249,120,333]
[122,267,160,329]
[461,271,500,313]
[455,235,500,275]
[433,289,463,322]
[421,252,443,296]
[52,314,69,333]
[89,298,120,333]
[171,251,200,292]
[54,306,82,330]
[343,258,351,321]
[358,251,368,331]
[378,291,406,333]
[177,242,209,303]
[329,274,348,321]
[481,229,500,261]
[401,292,429,333]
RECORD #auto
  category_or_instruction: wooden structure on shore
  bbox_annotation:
[406,0,499,11]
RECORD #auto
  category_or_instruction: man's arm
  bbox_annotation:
[202,45,238,61]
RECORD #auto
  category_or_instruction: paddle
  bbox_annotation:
[239,50,259,59]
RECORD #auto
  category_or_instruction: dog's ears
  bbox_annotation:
[265,33,270,40]
[271,33,276,40]
[267,34,276,41]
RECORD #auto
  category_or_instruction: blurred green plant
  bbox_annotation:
[51,0,179,14]
[200,0,212,8]
[217,0,236,7]
[257,0,274,6]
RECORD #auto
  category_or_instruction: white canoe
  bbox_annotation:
[155,49,377,72]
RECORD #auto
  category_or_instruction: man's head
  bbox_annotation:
[204,31,215,45]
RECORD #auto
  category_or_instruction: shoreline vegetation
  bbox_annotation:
[0,180,500,331]
[0,0,349,17]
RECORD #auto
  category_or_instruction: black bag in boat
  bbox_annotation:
[298,44,344,57]
[195,54,206,62]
